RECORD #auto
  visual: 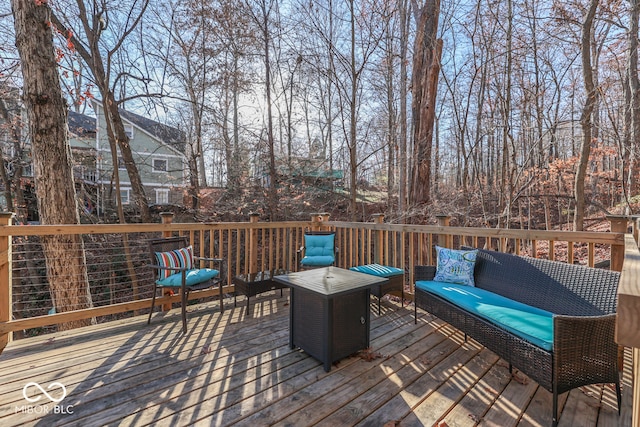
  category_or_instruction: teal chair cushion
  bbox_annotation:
[304,234,335,257]
[416,280,554,351]
[350,264,404,277]
[300,233,336,267]
[156,268,219,287]
[301,255,335,267]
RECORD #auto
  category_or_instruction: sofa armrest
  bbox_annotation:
[415,265,436,281]
[553,313,619,394]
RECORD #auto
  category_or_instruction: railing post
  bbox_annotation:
[310,213,329,231]
[0,212,13,353]
[436,215,452,248]
[249,213,260,274]
[160,212,174,237]
[607,215,627,272]
[159,212,174,311]
[372,213,385,264]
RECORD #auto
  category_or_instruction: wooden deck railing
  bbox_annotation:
[0,211,637,422]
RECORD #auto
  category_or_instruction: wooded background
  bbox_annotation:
[2,0,640,230]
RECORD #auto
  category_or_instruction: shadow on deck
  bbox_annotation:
[0,291,632,427]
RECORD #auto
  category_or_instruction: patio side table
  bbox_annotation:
[233,269,289,308]
[274,266,388,372]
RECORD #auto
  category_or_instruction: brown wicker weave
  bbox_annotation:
[414,249,621,427]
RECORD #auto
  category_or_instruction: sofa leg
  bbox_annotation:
[552,389,558,427]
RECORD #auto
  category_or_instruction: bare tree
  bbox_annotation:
[11,0,94,329]
[575,0,599,231]
[409,0,442,219]
[49,1,152,222]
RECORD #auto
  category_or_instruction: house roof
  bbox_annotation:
[68,110,96,136]
[118,108,186,151]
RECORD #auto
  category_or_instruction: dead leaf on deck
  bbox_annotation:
[484,386,498,395]
[201,345,212,355]
[283,302,289,306]
[45,337,55,345]
[383,420,401,427]
[512,371,529,385]
[436,421,449,427]
[358,347,384,362]
[468,413,482,422]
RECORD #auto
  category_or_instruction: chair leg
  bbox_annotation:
[219,282,224,313]
[378,296,381,316]
[148,285,158,325]
[616,379,622,414]
[181,289,188,334]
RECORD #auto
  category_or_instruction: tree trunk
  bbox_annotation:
[409,0,442,220]
[627,0,640,206]
[11,0,94,329]
[574,0,598,231]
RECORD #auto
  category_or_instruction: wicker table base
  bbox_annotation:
[274,267,388,371]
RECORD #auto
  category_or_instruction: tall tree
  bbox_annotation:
[11,0,93,329]
[575,0,599,231]
[49,1,152,222]
[409,0,442,219]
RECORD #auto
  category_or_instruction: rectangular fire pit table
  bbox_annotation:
[274,266,388,372]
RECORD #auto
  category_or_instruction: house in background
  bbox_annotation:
[0,90,189,220]
[88,101,189,215]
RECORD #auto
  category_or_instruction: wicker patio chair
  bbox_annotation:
[296,230,338,270]
[148,236,225,334]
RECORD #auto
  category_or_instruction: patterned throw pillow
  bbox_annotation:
[155,245,194,280]
[433,246,478,286]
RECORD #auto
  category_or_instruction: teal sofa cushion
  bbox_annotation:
[416,280,554,351]
[350,264,404,277]
[156,268,219,287]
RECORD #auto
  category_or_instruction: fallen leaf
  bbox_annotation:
[512,371,529,385]
[383,420,401,427]
[45,337,55,345]
[357,347,384,362]
[468,413,482,422]
[201,345,212,355]
[437,421,449,427]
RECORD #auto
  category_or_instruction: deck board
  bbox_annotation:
[0,290,632,427]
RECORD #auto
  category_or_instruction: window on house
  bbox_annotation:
[124,124,134,139]
[152,158,168,173]
[155,189,169,205]
[120,188,131,205]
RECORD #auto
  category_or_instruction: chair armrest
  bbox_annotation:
[194,256,224,263]
[148,264,188,272]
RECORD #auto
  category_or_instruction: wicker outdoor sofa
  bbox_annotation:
[414,248,621,427]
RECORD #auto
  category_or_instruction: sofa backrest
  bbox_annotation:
[473,249,620,316]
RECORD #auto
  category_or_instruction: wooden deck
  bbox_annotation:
[0,291,633,427]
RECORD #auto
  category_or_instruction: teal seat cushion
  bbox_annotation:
[300,255,335,267]
[350,264,404,277]
[156,268,219,287]
[416,280,554,351]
